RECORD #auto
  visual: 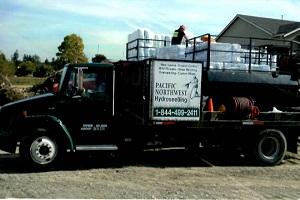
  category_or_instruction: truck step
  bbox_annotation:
[76,145,118,151]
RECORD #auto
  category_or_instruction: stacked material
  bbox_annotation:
[127,29,171,61]
[185,42,276,71]
[153,35,171,48]
[127,30,277,72]
[185,42,242,63]
[127,29,145,61]
[156,45,186,60]
[208,62,272,71]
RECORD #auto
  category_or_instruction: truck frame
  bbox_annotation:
[0,34,300,169]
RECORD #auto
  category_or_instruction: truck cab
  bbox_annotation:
[57,63,115,146]
[0,63,117,168]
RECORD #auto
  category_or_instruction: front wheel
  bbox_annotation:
[253,129,287,166]
[20,133,60,170]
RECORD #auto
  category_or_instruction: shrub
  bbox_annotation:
[15,61,35,76]
[33,64,54,77]
[0,75,25,105]
[0,52,15,76]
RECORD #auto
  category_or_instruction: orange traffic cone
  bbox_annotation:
[207,98,214,112]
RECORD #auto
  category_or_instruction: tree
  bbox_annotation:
[51,57,64,71]
[23,54,31,62]
[45,58,49,64]
[92,54,107,63]
[56,34,88,67]
[0,52,6,61]
[23,54,41,64]
[32,55,41,64]
[11,50,20,65]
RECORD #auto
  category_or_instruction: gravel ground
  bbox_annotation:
[0,149,300,199]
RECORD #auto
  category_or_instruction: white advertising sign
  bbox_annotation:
[151,60,202,121]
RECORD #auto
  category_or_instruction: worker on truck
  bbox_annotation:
[171,25,189,45]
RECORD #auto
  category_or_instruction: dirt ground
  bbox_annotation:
[0,149,300,199]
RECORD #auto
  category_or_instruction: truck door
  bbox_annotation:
[58,66,114,145]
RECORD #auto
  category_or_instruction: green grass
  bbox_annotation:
[9,76,46,86]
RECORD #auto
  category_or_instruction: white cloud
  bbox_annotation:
[85,30,127,45]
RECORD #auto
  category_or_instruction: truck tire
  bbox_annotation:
[19,130,61,170]
[253,129,287,166]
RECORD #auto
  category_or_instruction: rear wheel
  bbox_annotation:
[20,130,60,170]
[253,129,287,166]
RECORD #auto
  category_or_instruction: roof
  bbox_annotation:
[218,14,298,38]
[66,63,114,69]
[277,22,300,35]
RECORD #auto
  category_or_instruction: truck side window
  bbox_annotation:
[82,73,97,91]
[82,71,108,96]
[95,73,107,93]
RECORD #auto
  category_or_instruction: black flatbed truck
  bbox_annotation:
[0,35,300,169]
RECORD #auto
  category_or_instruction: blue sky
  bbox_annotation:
[1,0,300,61]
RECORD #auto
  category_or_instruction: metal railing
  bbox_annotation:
[126,34,300,73]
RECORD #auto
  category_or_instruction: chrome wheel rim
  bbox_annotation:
[30,136,57,165]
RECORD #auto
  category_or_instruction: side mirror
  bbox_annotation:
[52,83,59,93]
